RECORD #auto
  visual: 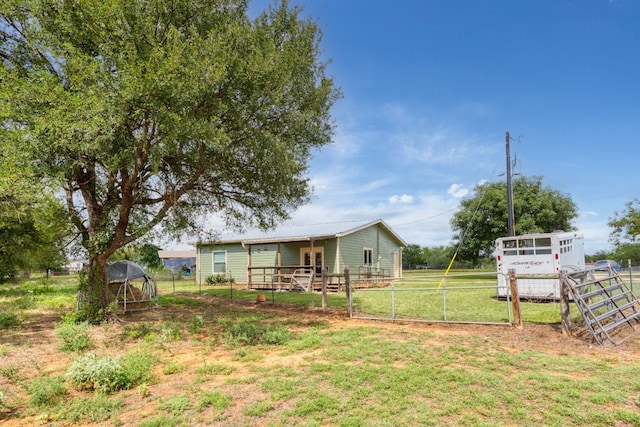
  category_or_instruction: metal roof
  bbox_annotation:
[196,218,407,247]
[157,250,197,259]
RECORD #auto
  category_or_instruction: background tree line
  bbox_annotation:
[403,177,640,270]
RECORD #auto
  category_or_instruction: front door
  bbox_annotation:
[301,248,323,279]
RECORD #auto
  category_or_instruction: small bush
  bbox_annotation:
[56,322,93,352]
[205,274,235,285]
[119,322,155,341]
[60,394,123,423]
[121,350,156,386]
[66,351,156,395]
[0,312,21,330]
[66,354,129,394]
[0,364,21,382]
[224,321,262,346]
[23,280,55,295]
[197,363,236,376]
[28,375,67,407]
[262,325,293,345]
[162,362,186,375]
[198,390,231,411]
[224,321,292,347]
[138,415,181,427]
[188,315,205,334]
[159,395,192,416]
[59,309,89,325]
[12,295,35,310]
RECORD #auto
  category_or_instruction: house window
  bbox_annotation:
[213,251,226,273]
[363,248,373,267]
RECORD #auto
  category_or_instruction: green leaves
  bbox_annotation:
[451,176,578,263]
[608,199,640,246]
[1,0,339,299]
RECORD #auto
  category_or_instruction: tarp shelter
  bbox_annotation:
[107,260,158,312]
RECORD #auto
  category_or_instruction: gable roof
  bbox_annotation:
[196,219,406,247]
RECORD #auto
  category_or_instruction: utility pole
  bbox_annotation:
[506,131,515,236]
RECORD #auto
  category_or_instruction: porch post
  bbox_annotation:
[247,244,252,288]
[310,238,315,288]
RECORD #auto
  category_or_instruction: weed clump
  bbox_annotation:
[56,322,93,352]
[65,351,155,394]
[223,321,292,347]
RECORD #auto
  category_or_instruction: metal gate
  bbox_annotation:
[347,271,513,325]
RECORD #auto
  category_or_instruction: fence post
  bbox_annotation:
[509,269,523,329]
[322,267,328,311]
[559,270,571,336]
[344,267,351,317]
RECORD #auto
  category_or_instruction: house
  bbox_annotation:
[195,219,406,290]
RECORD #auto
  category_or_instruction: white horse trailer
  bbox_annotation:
[495,231,585,300]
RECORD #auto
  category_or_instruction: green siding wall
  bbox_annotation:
[197,222,404,284]
[338,224,402,274]
[197,243,247,283]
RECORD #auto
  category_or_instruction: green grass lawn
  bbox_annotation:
[351,270,567,324]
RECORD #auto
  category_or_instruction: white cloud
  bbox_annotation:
[389,194,414,205]
[447,183,469,198]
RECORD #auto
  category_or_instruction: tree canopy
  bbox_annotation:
[1,0,340,318]
[450,176,578,264]
[608,199,640,246]
[0,138,71,281]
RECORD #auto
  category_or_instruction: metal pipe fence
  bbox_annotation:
[348,271,513,325]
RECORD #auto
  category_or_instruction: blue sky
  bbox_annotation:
[198,0,640,255]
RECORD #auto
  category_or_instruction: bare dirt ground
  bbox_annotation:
[2,294,640,426]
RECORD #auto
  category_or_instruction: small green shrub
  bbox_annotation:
[160,321,182,341]
[224,321,292,347]
[198,390,231,411]
[205,274,235,285]
[262,325,293,345]
[0,312,21,330]
[23,280,55,295]
[188,315,205,334]
[243,399,274,417]
[119,322,155,341]
[12,295,35,310]
[121,350,156,386]
[159,395,192,415]
[59,309,89,325]
[28,375,67,407]
[0,364,21,382]
[224,321,262,346]
[196,363,236,379]
[61,394,123,423]
[65,350,155,394]
[56,322,93,352]
[162,362,186,375]
[66,354,129,394]
[138,415,181,427]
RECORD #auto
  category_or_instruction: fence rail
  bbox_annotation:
[348,271,514,325]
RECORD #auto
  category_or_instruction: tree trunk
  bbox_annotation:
[81,254,110,322]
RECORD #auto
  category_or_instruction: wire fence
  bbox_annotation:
[349,271,514,325]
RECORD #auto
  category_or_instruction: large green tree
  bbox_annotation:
[450,176,578,264]
[402,244,425,269]
[0,139,71,280]
[608,199,640,246]
[1,0,339,319]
